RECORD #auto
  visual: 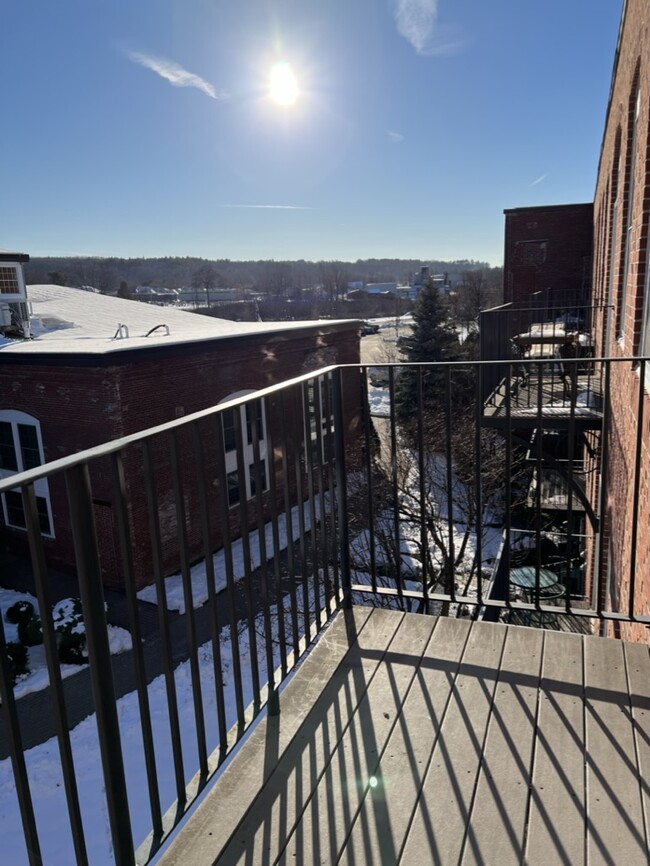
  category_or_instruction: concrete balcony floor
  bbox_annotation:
[158,607,650,866]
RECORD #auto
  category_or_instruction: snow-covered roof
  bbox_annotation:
[0,285,358,357]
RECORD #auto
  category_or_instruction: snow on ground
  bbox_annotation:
[0,588,132,700]
[137,500,320,614]
[368,385,391,418]
[0,582,321,866]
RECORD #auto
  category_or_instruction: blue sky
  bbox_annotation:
[2,0,622,265]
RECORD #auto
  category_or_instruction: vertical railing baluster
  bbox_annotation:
[505,360,513,611]
[111,451,163,841]
[627,360,645,620]
[232,405,261,711]
[213,413,245,731]
[564,360,578,613]
[21,483,89,866]
[445,365,455,605]
[0,580,42,866]
[293,385,310,640]
[314,376,332,617]
[190,421,228,755]
[278,392,300,661]
[361,366,377,593]
[142,440,186,805]
[169,429,208,779]
[64,464,135,866]
[323,370,340,599]
[332,368,351,605]
[388,365,402,600]
[302,380,322,630]
[262,395,288,679]
[474,362,484,607]
[417,366,428,609]
[249,397,278,713]
[596,360,611,626]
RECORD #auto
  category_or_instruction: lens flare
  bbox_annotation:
[269,61,298,106]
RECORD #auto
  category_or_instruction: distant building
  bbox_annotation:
[0,262,360,590]
[503,203,593,307]
[366,282,398,295]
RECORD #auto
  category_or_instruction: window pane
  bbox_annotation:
[246,401,264,445]
[36,497,51,535]
[222,409,236,452]
[4,491,26,527]
[227,470,240,506]
[0,422,18,471]
[0,267,19,295]
[249,461,267,497]
[18,424,41,470]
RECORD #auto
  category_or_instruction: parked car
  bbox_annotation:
[360,321,380,336]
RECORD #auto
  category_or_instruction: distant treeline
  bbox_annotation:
[24,255,496,298]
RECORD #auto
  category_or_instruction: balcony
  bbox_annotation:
[1,358,649,865]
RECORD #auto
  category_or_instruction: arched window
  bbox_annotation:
[0,410,53,536]
[219,392,268,507]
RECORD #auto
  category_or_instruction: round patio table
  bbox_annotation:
[509,566,560,590]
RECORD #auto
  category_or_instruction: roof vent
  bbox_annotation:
[113,323,130,340]
[145,324,170,337]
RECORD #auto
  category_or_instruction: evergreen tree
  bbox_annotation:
[395,279,460,420]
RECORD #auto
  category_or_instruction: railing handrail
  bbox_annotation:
[2,356,649,496]
[0,364,342,494]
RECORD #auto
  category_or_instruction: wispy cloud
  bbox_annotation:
[126,51,226,100]
[388,130,405,143]
[531,174,547,186]
[393,0,465,55]
[221,204,314,210]
[394,0,438,53]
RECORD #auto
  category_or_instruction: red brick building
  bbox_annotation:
[592,0,650,641]
[503,203,593,307]
[0,279,361,590]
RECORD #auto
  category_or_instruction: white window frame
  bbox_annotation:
[0,262,27,302]
[219,392,268,507]
[305,375,335,464]
[0,410,54,537]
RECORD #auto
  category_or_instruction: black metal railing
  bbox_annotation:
[0,356,648,865]
[479,301,608,403]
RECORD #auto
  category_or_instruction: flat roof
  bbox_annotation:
[0,250,30,263]
[0,284,360,359]
[503,202,593,215]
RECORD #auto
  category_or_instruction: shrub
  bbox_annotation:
[5,600,35,626]
[6,641,29,683]
[18,615,43,646]
[58,631,88,665]
[53,598,88,666]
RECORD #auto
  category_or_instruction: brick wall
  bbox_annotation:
[0,325,361,590]
[592,0,650,642]
[503,203,593,307]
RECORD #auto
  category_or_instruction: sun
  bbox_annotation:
[269,61,298,106]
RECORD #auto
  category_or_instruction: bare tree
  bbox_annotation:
[192,263,221,307]
[348,403,524,614]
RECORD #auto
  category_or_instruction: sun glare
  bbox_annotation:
[269,61,298,106]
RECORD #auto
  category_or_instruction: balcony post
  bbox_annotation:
[65,463,135,866]
[333,367,351,606]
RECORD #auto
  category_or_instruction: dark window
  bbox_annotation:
[222,408,236,452]
[248,461,268,497]
[246,401,264,445]
[227,470,240,506]
[18,424,41,470]
[0,422,18,471]
[3,490,51,534]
